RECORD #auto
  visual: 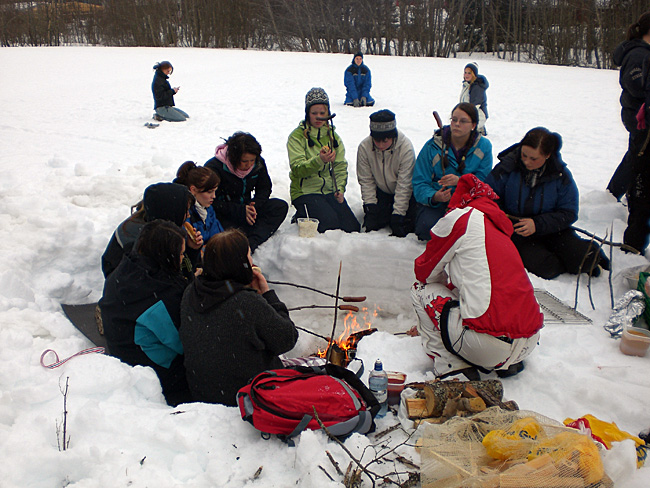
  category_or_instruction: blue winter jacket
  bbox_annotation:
[485,139,579,236]
[344,63,374,104]
[187,204,224,244]
[412,128,493,208]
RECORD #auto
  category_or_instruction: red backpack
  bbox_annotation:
[237,364,379,443]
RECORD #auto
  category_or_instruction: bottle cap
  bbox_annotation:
[374,359,383,371]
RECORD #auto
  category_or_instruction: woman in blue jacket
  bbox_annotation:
[486,127,609,279]
[459,62,489,135]
[344,52,375,107]
[412,103,493,240]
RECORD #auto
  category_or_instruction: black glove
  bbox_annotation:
[390,214,408,238]
[353,98,360,108]
[360,96,367,107]
[363,204,382,232]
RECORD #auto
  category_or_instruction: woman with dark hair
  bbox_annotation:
[459,62,489,135]
[486,128,609,279]
[174,161,224,244]
[607,12,650,252]
[412,102,493,240]
[287,87,360,233]
[99,220,192,406]
[179,229,298,406]
[152,61,189,122]
[101,182,202,280]
[204,132,288,252]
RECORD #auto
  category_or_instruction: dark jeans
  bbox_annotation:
[623,129,650,253]
[293,194,360,233]
[220,198,288,252]
[414,203,448,241]
[363,188,416,234]
[512,228,609,280]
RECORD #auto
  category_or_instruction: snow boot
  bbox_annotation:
[496,361,525,378]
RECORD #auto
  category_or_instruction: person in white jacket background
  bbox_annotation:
[459,62,489,135]
[411,174,543,380]
[356,110,416,237]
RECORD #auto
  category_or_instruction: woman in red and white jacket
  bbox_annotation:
[411,174,543,379]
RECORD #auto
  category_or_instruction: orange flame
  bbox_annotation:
[317,306,379,357]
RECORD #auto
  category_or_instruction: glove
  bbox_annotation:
[353,98,360,108]
[363,204,382,232]
[390,214,408,238]
[360,97,367,107]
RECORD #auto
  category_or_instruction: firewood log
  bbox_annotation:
[423,379,505,417]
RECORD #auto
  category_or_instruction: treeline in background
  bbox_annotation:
[1,0,646,69]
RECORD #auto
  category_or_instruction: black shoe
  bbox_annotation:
[496,362,525,378]
[153,114,164,122]
[439,367,480,381]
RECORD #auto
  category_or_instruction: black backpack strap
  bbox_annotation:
[439,299,490,374]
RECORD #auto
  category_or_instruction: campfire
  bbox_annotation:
[318,307,379,367]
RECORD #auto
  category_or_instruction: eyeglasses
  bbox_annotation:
[450,117,472,125]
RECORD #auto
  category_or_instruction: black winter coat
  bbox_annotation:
[99,252,190,405]
[152,69,176,109]
[613,39,650,132]
[179,278,298,406]
[204,157,273,227]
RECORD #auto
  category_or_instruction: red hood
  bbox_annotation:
[448,174,513,237]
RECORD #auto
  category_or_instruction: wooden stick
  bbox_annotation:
[609,221,615,309]
[267,279,366,302]
[572,225,639,253]
[326,450,344,476]
[288,304,359,312]
[326,261,343,365]
[295,325,329,341]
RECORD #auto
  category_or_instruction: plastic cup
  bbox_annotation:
[297,218,319,238]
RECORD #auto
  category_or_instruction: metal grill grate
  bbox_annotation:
[534,289,592,325]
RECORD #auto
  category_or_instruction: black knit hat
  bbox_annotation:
[304,87,330,119]
[353,51,363,63]
[370,110,397,140]
[465,62,479,77]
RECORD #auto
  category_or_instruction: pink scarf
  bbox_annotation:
[215,144,255,179]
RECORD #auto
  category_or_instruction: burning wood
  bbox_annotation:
[319,307,379,367]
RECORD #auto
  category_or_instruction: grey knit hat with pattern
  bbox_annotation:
[305,87,330,113]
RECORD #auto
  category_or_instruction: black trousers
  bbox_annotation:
[293,193,360,233]
[220,198,288,252]
[512,228,609,280]
[363,188,416,233]
[623,129,650,253]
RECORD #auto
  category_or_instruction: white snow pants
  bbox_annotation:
[411,282,539,377]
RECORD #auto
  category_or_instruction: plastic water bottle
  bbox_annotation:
[368,359,388,418]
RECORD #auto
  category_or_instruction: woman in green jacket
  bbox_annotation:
[286,87,360,233]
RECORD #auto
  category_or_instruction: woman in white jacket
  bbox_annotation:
[459,62,489,135]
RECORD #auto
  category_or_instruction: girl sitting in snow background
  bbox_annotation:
[344,52,375,107]
[287,87,360,233]
[173,161,224,246]
[459,62,489,135]
[151,61,189,122]
[205,132,288,253]
[412,102,493,241]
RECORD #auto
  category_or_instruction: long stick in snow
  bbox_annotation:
[326,261,343,364]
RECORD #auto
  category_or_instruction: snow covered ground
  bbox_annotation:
[1,47,649,487]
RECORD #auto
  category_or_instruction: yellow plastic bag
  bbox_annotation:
[564,414,646,468]
[482,417,542,461]
[528,431,604,484]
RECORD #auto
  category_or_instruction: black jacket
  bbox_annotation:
[99,252,191,405]
[101,183,199,279]
[152,69,176,109]
[204,156,273,227]
[613,39,650,132]
[180,277,298,406]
